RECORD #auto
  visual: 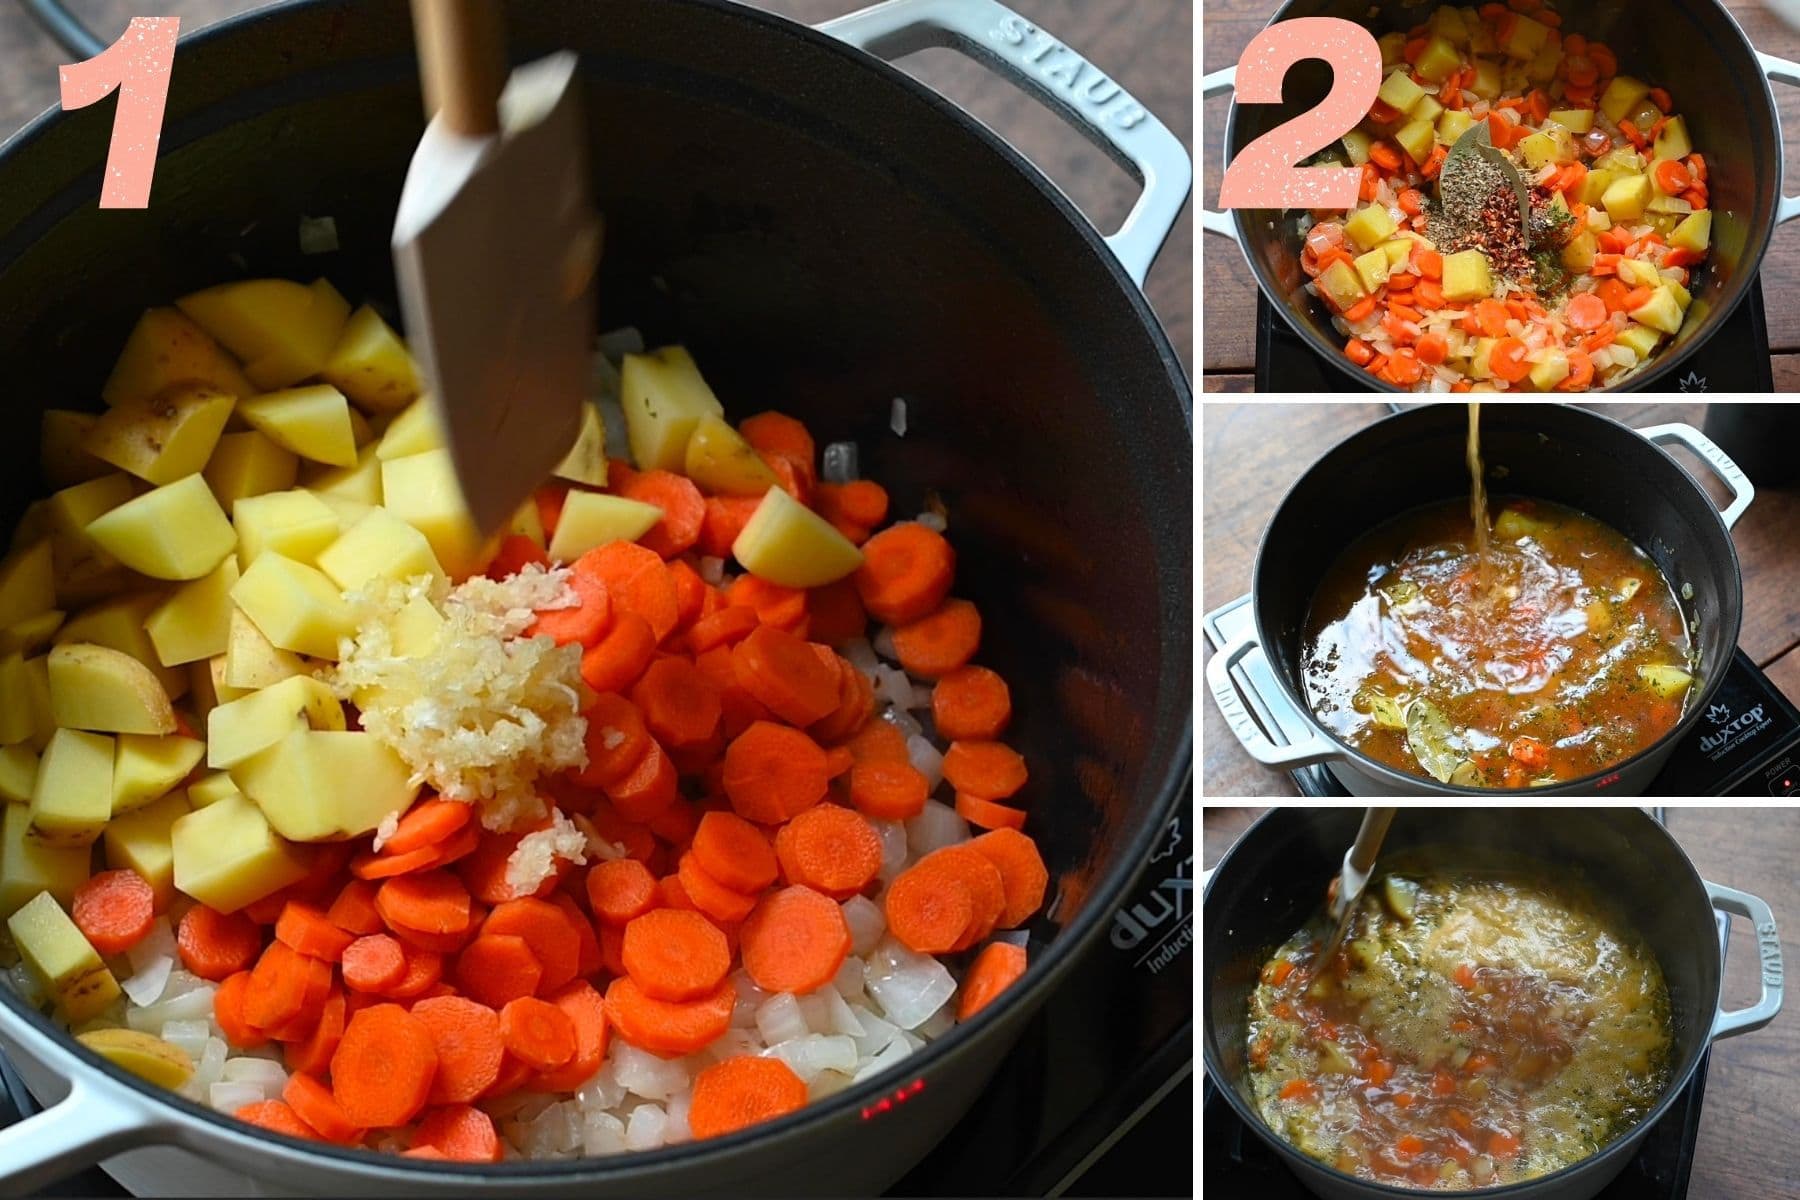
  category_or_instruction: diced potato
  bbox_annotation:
[1518,124,1574,169]
[1601,174,1652,223]
[1469,58,1501,99]
[0,743,36,802]
[231,552,354,660]
[111,733,204,815]
[15,656,54,753]
[1383,240,1414,269]
[1600,76,1652,125]
[1529,351,1570,391]
[206,674,345,770]
[1494,506,1551,540]
[733,486,863,588]
[1317,260,1367,311]
[1345,204,1399,253]
[1428,6,1466,44]
[85,475,236,581]
[685,415,779,497]
[1377,71,1427,113]
[379,449,487,579]
[1342,128,1372,165]
[620,346,726,471]
[1437,109,1476,146]
[1378,31,1406,69]
[1469,337,1499,380]
[145,557,240,667]
[546,492,663,562]
[1442,250,1495,302]
[40,411,111,489]
[1615,322,1664,360]
[1501,12,1547,58]
[83,385,235,486]
[321,304,423,413]
[101,307,252,408]
[1670,280,1692,311]
[1410,96,1445,126]
[28,728,114,848]
[317,507,445,591]
[304,443,384,507]
[170,793,310,913]
[1525,43,1562,85]
[1653,115,1692,162]
[1647,191,1693,215]
[311,492,373,532]
[1562,231,1597,273]
[175,277,351,390]
[1414,36,1461,83]
[0,805,87,917]
[44,473,134,593]
[1548,108,1594,134]
[55,592,184,701]
[552,404,608,488]
[1576,167,1619,208]
[222,609,309,690]
[1632,286,1684,335]
[189,656,244,718]
[1671,210,1712,253]
[0,654,35,745]
[0,540,55,632]
[232,488,339,567]
[1394,118,1436,166]
[203,430,299,509]
[234,729,418,842]
[1617,257,1661,288]
[1354,248,1391,294]
[0,611,64,658]
[1638,664,1693,698]
[375,396,446,460]
[508,496,546,547]
[48,644,175,735]
[77,1028,193,1088]
[103,790,189,908]
[238,385,358,468]
[8,891,119,1021]
[186,771,241,809]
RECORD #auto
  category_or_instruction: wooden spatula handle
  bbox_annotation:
[411,0,506,137]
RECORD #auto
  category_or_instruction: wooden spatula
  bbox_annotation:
[392,0,601,538]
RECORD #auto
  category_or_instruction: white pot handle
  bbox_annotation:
[818,0,1192,286]
[1757,53,1800,224]
[1706,880,1784,1042]
[0,1070,163,1193]
[1637,422,1756,530]
[1205,627,1341,769]
[1200,65,1239,242]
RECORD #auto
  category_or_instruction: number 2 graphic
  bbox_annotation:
[59,17,180,209]
[1217,18,1382,211]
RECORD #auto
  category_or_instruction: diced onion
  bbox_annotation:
[865,936,956,1031]
[904,801,968,859]
[755,992,809,1047]
[822,442,859,484]
[121,955,173,1007]
[905,735,944,790]
[624,1104,668,1151]
[209,1080,264,1113]
[890,398,908,437]
[841,896,886,957]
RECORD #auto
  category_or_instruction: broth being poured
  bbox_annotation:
[1466,403,1489,591]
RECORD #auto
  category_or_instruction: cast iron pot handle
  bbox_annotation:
[1636,423,1756,531]
[1205,628,1341,769]
[819,0,1192,286]
[1705,880,1784,1041]
[15,0,105,59]
[1758,53,1800,224]
[1200,66,1238,242]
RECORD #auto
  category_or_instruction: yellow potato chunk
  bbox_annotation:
[206,673,345,770]
[8,891,120,1022]
[238,385,358,468]
[1671,210,1712,253]
[83,384,235,486]
[620,346,725,471]
[1,805,87,917]
[552,404,609,488]
[0,610,64,658]
[375,396,446,460]
[1377,70,1426,113]
[1317,259,1366,311]
[175,277,350,390]
[1614,323,1662,359]
[1502,12,1548,59]
[1653,115,1691,163]
[40,410,111,489]
[85,475,236,581]
[1436,109,1475,146]
[111,733,204,815]
[29,728,115,848]
[1393,118,1435,166]
[317,506,445,592]
[232,488,339,567]
[1353,248,1391,294]
[222,608,309,690]
[0,540,55,631]
[1631,286,1684,336]
[1601,174,1651,223]
[379,449,487,578]
[304,443,384,506]
[1528,351,1570,391]
[321,304,423,413]
[56,592,186,701]
[547,492,663,563]
[1414,35,1461,83]
[44,474,136,603]
[48,643,175,735]
[231,552,354,660]
[145,556,240,667]
[0,742,37,802]
[733,486,863,588]
[1344,204,1398,253]
[103,790,189,907]
[77,1028,193,1089]
[1599,76,1651,125]
[1442,250,1495,303]
[170,793,309,913]
[186,771,241,809]
[101,306,253,408]
[686,415,779,496]
[234,729,418,842]
[203,430,299,509]
[1549,108,1594,134]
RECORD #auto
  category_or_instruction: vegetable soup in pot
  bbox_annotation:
[1301,497,1693,788]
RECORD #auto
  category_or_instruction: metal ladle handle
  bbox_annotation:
[1345,807,1397,883]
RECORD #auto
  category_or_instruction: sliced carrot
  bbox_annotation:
[551,891,603,979]
[377,870,472,937]
[622,908,732,1001]
[727,575,809,630]
[668,559,708,633]
[722,721,829,823]
[283,1072,364,1144]
[485,533,548,582]
[854,523,954,625]
[284,987,346,1076]
[676,852,760,924]
[322,879,383,936]
[235,1099,320,1140]
[71,869,154,956]
[586,858,659,926]
[806,657,876,746]
[499,995,577,1070]
[412,1104,502,1162]
[381,798,473,858]
[275,901,356,962]
[214,969,268,1049]
[1341,295,1376,323]
[585,799,657,864]
[409,994,504,1105]
[528,569,612,648]
[619,469,706,559]
[1487,337,1529,383]
[957,941,1027,1020]
[969,828,1049,928]
[341,933,407,993]
[579,609,658,694]
[773,805,881,900]
[1564,291,1608,331]
[385,948,445,1000]
[1474,299,1511,338]
[942,740,1028,800]
[527,979,611,1092]
[890,598,981,679]
[178,904,264,981]
[574,542,680,643]
[1557,349,1596,392]
[453,934,542,1009]
[686,603,760,654]
[847,759,929,821]
[955,792,1027,831]
[690,810,779,894]
[881,866,972,955]
[739,411,815,473]
[482,898,580,995]
[699,495,762,559]
[243,942,318,1031]
[739,885,851,995]
[732,624,840,726]
[842,719,909,765]
[888,844,1004,953]
[606,737,679,823]
[631,656,723,749]
[330,1003,438,1128]
[815,480,889,531]
[688,1055,808,1139]
[603,975,735,1057]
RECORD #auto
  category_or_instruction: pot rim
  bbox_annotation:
[1200,806,1724,1199]
[0,0,1195,1183]
[1249,402,1745,796]
[1219,0,1779,393]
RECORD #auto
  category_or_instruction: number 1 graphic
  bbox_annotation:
[59,17,179,209]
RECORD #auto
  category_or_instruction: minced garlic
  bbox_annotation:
[504,809,590,898]
[330,567,591,831]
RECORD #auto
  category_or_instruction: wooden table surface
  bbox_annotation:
[0,0,1192,369]
[1201,0,1800,390]
[1201,402,1800,797]
[1201,806,1800,1200]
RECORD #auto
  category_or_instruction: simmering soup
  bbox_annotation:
[1302,497,1693,787]
[1247,861,1672,1189]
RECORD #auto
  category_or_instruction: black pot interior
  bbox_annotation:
[0,0,1191,1176]
[1224,0,1778,390]
[1254,403,1743,788]
[1203,807,1722,1197]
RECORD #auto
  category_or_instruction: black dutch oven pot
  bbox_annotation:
[1206,403,1755,796]
[1203,807,1784,1200]
[1201,0,1800,390]
[0,0,1193,1193]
